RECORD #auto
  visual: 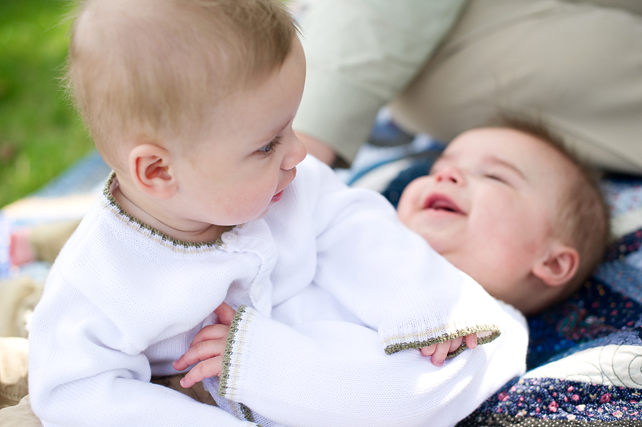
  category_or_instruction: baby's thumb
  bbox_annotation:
[214,302,236,326]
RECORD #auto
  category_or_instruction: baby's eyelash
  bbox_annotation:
[258,136,281,155]
[484,173,506,183]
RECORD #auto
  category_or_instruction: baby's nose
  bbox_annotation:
[435,166,463,184]
[281,134,307,171]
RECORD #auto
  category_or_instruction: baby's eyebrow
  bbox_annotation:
[260,123,286,144]
[257,116,292,147]
[484,155,526,180]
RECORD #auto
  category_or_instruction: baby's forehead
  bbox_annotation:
[439,127,577,202]
[440,128,574,173]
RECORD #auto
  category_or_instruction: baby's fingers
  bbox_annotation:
[420,344,436,357]
[465,334,478,349]
[179,357,223,388]
[420,338,462,359]
[190,324,230,348]
[430,342,451,367]
[214,303,236,326]
[448,336,464,353]
[173,338,227,372]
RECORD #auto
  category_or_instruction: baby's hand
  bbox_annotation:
[172,303,236,388]
[421,334,477,367]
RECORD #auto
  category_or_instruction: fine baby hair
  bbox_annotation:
[496,116,610,299]
[65,0,297,169]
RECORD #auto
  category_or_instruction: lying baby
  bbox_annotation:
[398,119,609,317]
[1,119,608,426]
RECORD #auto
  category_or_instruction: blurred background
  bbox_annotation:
[0,0,95,209]
[0,0,301,210]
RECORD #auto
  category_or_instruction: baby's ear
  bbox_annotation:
[531,242,580,288]
[128,144,177,199]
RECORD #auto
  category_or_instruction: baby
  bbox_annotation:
[397,120,609,316]
[26,1,522,426]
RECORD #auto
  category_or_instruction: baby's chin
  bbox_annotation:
[422,237,460,262]
[407,224,451,251]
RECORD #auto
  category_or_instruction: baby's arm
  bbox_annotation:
[175,305,479,388]
[177,301,528,427]
[294,157,500,355]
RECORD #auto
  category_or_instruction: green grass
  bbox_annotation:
[0,0,94,208]
[0,0,294,209]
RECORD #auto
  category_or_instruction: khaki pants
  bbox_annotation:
[0,337,216,426]
[0,277,43,339]
[0,338,38,426]
[390,0,642,174]
[29,219,82,265]
[0,338,28,411]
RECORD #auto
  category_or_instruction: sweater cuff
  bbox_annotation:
[218,305,255,402]
[381,322,502,356]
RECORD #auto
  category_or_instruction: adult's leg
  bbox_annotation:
[0,337,41,427]
[0,337,29,409]
[390,0,642,173]
[0,278,42,338]
[0,337,216,426]
[0,396,43,427]
[29,219,81,264]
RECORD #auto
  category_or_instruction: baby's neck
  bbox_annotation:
[111,178,227,244]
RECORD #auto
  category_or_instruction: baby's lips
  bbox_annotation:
[423,193,464,214]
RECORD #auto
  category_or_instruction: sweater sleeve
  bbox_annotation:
[28,286,256,427]
[218,301,528,427]
[306,157,502,353]
[292,0,468,163]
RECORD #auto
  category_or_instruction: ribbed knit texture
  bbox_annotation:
[29,156,527,426]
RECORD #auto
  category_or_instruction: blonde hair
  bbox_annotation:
[495,116,611,296]
[65,0,297,167]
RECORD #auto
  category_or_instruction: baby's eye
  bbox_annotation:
[484,174,506,183]
[258,137,281,155]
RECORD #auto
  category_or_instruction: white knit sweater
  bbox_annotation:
[29,156,527,426]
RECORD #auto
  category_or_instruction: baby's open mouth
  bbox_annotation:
[424,194,463,214]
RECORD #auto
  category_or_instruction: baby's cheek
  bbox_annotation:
[396,198,417,229]
[396,195,415,223]
[478,197,526,241]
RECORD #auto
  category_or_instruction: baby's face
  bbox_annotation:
[397,128,570,304]
[174,39,307,227]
